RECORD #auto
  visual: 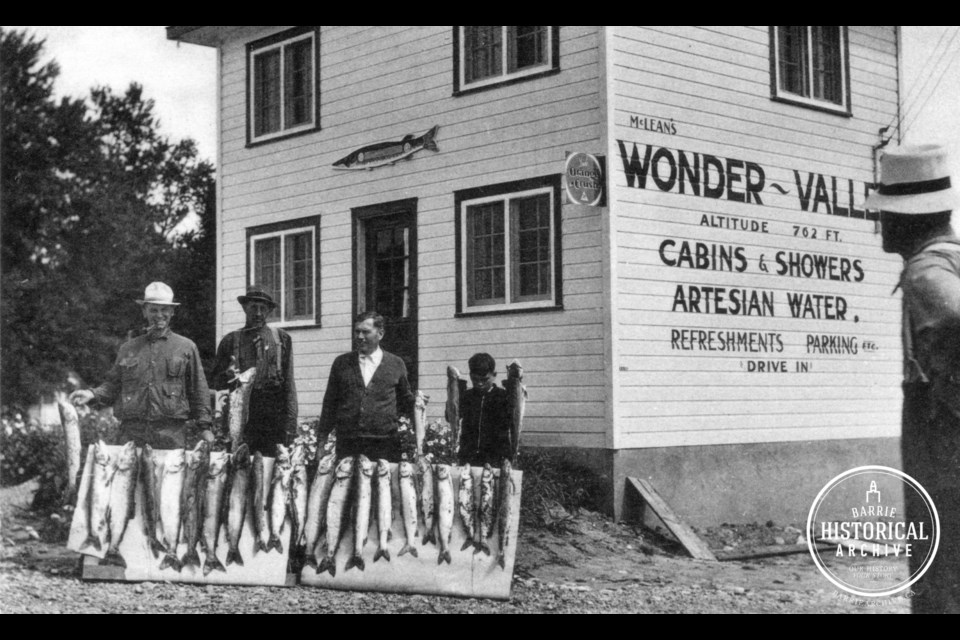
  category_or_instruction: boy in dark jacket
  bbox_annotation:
[457,353,513,467]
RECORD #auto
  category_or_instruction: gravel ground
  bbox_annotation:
[0,480,910,614]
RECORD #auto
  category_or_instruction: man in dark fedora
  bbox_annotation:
[867,143,960,613]
[211,285,298,456]
[70,282,214,448]
[317,310,415,462]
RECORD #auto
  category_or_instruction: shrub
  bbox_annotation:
[518,448,605,528]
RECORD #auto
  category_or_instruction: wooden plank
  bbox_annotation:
[626,477,717,561]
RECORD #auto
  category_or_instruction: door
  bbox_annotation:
[354,199,418,390]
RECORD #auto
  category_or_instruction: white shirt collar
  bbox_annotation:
[359,347,383,366]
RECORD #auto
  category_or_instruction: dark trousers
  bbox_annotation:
[336,435,400,463]
[245,388,289,458]
[117,419,187,449]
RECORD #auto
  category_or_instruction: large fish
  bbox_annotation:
[224,444,251,566]
[503,361,528,460]
[201,451,230,576]
[417,458,436,546]
[290,445,309,553]
[304,451,337,567]
[332,125,439,170]
[397,461,419,558]
[57,397,82,503]
[83,440,113,552]
[139,444,165,558]
[318,456,355,577]
[373,459,392,563]
[457,464,476,551]
[252,451,269,554]
[226,367,257,450]
[104,441,138,567]
[158,448,186,571]
[446,366,463,450]
[267,444,293,553]
[496,459,517,570]
[180,441,210,570]
[414,391,429,456]
[475,463,496,556]
[345,454,374,572]
[435,464,455,565]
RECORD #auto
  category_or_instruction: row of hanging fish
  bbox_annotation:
[307,454,517,577]
[81,440,307,576]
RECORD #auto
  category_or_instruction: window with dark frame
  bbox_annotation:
[456,176,562,315]
[771,26,848,113]
[248,27,319,145]
[247,217,320,326]
[456,26,559,93]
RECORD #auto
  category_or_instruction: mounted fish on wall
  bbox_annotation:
[333,126,439,170]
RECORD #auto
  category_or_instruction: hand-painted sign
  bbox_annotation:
[333,126,439,171]
[564,152,605,206]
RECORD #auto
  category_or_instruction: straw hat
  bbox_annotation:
[864,144,960,214]
[136,281,179,306]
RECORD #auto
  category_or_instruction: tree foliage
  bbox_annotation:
[1,29,216,406]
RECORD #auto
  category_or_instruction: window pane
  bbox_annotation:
[284,38,314,129]
[778,26,808,97]
[254,237,282,306]
[465,26,502,83]
[254,49,281,136]
[284,232,313,320]
[812,26,842,104]
[467,201,505,304]
[509,26,547,72]
[512,194,551,299]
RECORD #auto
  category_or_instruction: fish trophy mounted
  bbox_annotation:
[333,126,439,170]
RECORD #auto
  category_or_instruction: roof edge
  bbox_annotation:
[166,26,218,47]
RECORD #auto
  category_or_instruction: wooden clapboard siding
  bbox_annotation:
[215,26,607,446]
[609,26,901,449]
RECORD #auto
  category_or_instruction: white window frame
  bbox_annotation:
[248,225,317,327]
[771,26,849,114]
[458,26,554,91]
[459,185,557,314]
[248,28,318,144]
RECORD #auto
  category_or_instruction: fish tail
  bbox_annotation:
[83,534,102,552]
[255,538,268,554]
[148,538,166,559]
[422,126,439,152]
[181,547,201,569]
[398,543,418,558]
[159,552,183,572]
[304,554,318,569]
[422,530,436,546]
[498,553,506,570]
[461,538,476,552]
[438,550,451,565]
[203,554,226,576]
[344,555,365,572]
[318,556,336,577]
[225,547,244,567]
[266,534,284,554]
[104,550,127,568]
[474,542,491,556]
[374,547,390,563]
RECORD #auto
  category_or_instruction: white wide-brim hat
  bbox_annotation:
[136,281,180,306]
[863,143,960,214]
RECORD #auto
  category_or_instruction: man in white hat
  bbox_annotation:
[70,282,214,448]
[867,143,960,613]
[210,285,297,456]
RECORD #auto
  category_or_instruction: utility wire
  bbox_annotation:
[902,31,960,138]
[891,26,960,139]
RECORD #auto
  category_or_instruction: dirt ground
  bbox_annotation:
[0,479,910,614]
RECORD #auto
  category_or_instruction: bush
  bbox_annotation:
[518,449,605,529]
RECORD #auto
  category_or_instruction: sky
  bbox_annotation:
[4,26,960,194]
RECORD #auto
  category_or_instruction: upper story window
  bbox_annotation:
[247,26,320,146]
[455,175,563,316]
[454,26,560,95]
[770,26,850,115]
[247,216,321,327]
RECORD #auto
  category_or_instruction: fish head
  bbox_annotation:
[356,454,374,478]
[481,463,494,483]
[208,451,229,477]
[508,361,523,380]
[335,455,355,479]
[114,441,138,470]
[376,459,391,478]
[186,440,208,469]
[458,465,473,481]
[164,449,186,473]
[93,440,111,467]
[500,459,513,477]
[275,444,291,467]
[447,365,461,380]
[436,464,451,480]
[317,452,336,475]
[231,444,250,469]
[399,461,414,478]
[415,390,429,409]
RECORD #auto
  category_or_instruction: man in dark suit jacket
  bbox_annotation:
[318,311,415,462]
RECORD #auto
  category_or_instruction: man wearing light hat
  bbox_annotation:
[70,282,214,447]
[867,143,960,613]
[210,285,297,456]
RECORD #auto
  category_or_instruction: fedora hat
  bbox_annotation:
[136,281,180,306]
[237,285,277,308]
[864,143,960,214]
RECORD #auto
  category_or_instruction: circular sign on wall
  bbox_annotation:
[564,152,605,206]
